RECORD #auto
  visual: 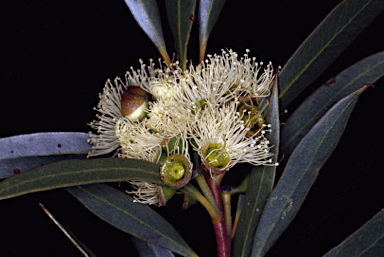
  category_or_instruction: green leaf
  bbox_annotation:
[251,85,371,257]
[0,132,90,179]
[0,158,162,200]
[124,0,171,64]
[232,79,280,257]
[66,184,197,257]
[280,51,384,167]
[279,0,384,109]
[323,209,384,257]
[164,0,197,70]
[131,235,175,257]
[198,0,226,62]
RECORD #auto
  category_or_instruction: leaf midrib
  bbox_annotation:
[255,98,356,256]
[75,185,196,257]
[356,220,384,257]
[139,0,166,52]
[240,167,268,257]
[281,57,383,153]
[0,166,160,197]
[279,0,372,100]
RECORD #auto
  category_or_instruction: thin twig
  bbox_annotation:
[39,203,89,257]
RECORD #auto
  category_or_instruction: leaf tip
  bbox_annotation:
[360,83,375,92]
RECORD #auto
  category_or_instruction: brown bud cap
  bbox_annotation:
[126,86,150,101]
[155,184,177,206]
[182,193,199,209]
[121,92,148,121]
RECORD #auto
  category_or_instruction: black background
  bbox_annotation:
[1,1,384,256]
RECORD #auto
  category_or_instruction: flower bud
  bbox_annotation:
[126,86,150,101]
[156,184,177,206]
[182,193,198,209]
[127,181,175,206]
[160,154,192,189]
[121,88,148,121]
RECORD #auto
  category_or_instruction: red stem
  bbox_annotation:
[205,173,231,257]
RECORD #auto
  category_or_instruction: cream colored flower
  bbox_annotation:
[188,101,274,174]
[146,98,194,138]
[128,59,184,102]
[181,49,274,109]
[126,181,165,206]
[88,77,126,157]
[89,51,275,205]
[115,117,166,162]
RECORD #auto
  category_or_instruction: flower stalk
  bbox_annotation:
[221,192,232,236]
[195,174,221,215]
[205,172,231,257]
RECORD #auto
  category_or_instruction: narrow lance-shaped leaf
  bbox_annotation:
[198,0,226,62]
[131,235,175,257]
[232,75,280,257]
[124,0,172,65]
[279,0,384,109]
[280,51,384,167]
[0,158,162,200]
[323,209,384,257]
[251,85,372,257]
[0,132,91,179]
[66,184,197,257]
[165,0,197,70]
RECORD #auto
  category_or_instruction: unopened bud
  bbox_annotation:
[156,184,177,206]
[121,89,148,121]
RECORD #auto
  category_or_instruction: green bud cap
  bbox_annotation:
[162,137,184,152]
[203,143,230,173]
[157,151,168,165]
[160,154,192,189]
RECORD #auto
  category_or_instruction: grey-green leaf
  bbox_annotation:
[0,132,91,179]
[131,235,175,257]
[198,0,226,62]
[232,79,279,257]
[280,51,384,167]
[66,184,197,257]
[251,85,371,257]
[279,0,384,109]
[0,158,162,200]
[164,0,197,70]
[323,209,384,257]
[124,0,171,64]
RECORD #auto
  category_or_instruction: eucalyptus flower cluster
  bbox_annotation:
[88,49,276,206]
